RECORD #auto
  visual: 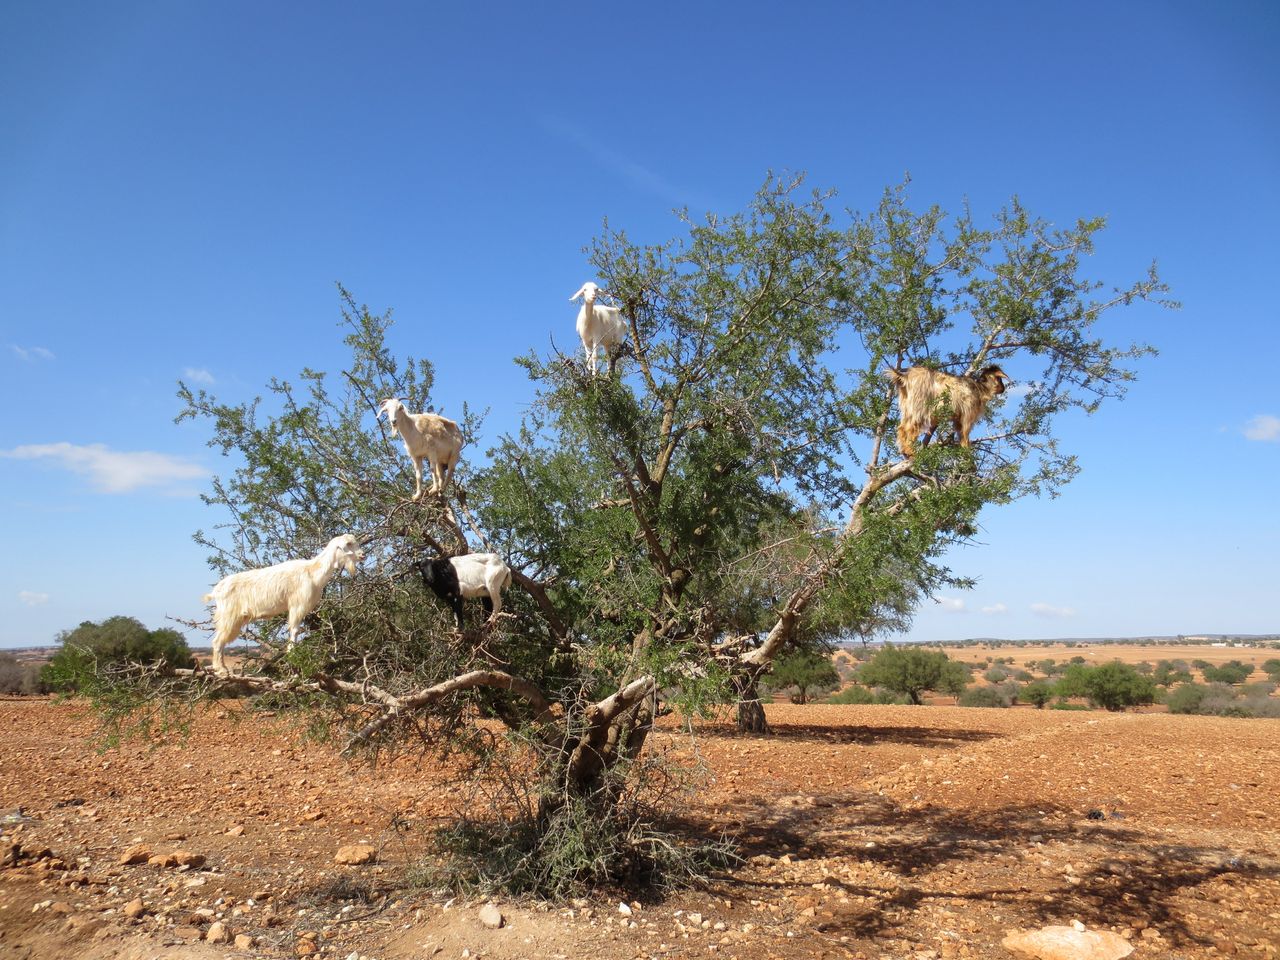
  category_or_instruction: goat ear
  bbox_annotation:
[570,286,587,301]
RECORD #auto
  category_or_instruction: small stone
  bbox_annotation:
[295,939,319,957]
[173,850,205,868]
[235,934,255,950]
[478,903,504,929]
[618,902,633,916]
[302,811,324,822]
[1072,920,1086,932]
[206,921,232,944]
[149,854,178,868]
[119,845,151,866]
[226,825,245,837]
[123,898,147,919]
[687,912,704,925]
[334,844,377,866]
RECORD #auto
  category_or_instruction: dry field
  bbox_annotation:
[1,697,1278,960]
[932,643,1275,672]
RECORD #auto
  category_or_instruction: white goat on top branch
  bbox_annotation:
[203,534,363,675]
[377,397,464,500]
[570,281,628,377]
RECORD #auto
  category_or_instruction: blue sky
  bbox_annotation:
[2,1,1277,648]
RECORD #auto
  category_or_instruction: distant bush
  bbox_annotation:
[1200,661,1252,685]
[1152,660,1193,688]
[1050,702,1090,711]
[827,685,876,705]
[983,667,1009,684]
[1021,680,1055,709]
[0,654,47,695]
[42,616,195,693]
[959,684,1016,708]
[1262,658,1280,681]
[1012,669,1034,682]
[1168,681,1280,718]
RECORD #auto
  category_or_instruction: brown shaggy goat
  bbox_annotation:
[884,364,1011,456]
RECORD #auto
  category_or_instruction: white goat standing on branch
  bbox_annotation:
[885,364,1011,456]
[377,397,464,500]
[203,534,363,675]
[570,281,628,377]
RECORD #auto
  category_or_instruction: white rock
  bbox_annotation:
[618,902,633,916]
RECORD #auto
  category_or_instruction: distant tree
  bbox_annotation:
[763,648,840,704]
[859,644,968,705]
[42,616,195,692]
[1192,659,1211,671]
[1080,661,1157,712]
[0,654,46,695]
[1021,680,1055,709]
[1262,658,1280,681]
[1201,661,1252,685]
[983,666,1009,683]
[1054,663,1091,700]
[1152,660,1193,688]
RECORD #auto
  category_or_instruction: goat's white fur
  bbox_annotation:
[378,397,464,500]
[451,552,513,621]
[203,534,363,675]
[570,281,628,377]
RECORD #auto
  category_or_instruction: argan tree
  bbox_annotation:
[120,175,1168,892]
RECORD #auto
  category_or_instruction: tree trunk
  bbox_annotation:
[735,674,771,734]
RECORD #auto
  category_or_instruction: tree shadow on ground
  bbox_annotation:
[696,722,1001,748]
[672,790,1280,950]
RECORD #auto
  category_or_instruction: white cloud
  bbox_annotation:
[18,590,49,607]
[981,602,1008,615]
[183,367,216,385]
[11,344,55,362]
[0,442,207,494]
[933,596,967,613]
[1004,381,1036,400]
[1031,602,1076,619]
[1243,414,1280,442]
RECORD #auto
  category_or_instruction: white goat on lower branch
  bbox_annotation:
[378,397,464,500]
[203,534,363,675]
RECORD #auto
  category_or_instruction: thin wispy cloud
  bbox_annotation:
[0,442,207,494]
[539,115,710,209]
[1243,414,1280,442]
[981,602,1008,615]
[18,590,49,607]
[1031,601,1076,619]
[11,344,55,362]
[1004,381,1036,400]
[934,596,967,613]
[183,367,216,385]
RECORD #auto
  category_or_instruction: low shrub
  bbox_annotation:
[827,685,876,705]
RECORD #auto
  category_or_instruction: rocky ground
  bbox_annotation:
[1,698,1277,960]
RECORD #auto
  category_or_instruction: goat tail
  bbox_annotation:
[883,367,904,387]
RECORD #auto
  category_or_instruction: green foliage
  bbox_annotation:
[858,644,969,705]
[983,666,1009,683]
[1167,681,1280,718]
[826,684,876,705]
[1200,661,1252,685]
[763,649,840,704]
[1152,659,1193,688]
[1078,661,1157,712]
[42,616,195,693]
[1021,680,1055,708]
[1262,658,1280,681]
[958,685,1013,708]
